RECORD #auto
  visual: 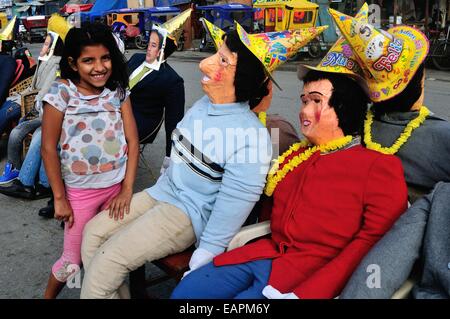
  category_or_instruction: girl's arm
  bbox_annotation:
[106,97,139,220]
[41,102,74,227]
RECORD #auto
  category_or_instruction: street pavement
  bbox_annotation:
[0,43,449,299]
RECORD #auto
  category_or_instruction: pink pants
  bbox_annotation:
[52,183,122,282]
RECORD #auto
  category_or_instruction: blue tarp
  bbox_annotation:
[81,0,128,22]
[154,0,191,7]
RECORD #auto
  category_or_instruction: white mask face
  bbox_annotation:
[365,34,385,60]
[39,32,59,61]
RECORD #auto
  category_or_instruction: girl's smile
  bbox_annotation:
[70,44,112,94]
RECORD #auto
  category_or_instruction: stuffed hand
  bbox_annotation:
[160,156,171,175]
[182,248,215,279]
[262,285,299,299]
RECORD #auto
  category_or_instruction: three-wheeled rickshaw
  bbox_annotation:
[197,3,255,52]
[104,6,180,49]
[253,0,326,58]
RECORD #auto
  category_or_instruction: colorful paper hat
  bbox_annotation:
[162,8,192,45]
[0,16,17,41]
[200,17,225,51]
[201,19,326,89]
[329,6,429,102]
[235,22,327,75]
[47,14,72,43]
[297,3,369,92]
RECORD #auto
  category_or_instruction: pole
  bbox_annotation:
[393,0,397,26]
[446,0,449,24]
[425,0,429,34]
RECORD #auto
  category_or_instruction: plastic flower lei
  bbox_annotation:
[264,135,353,196]
[364,106,430,155]
[258,111,267,127]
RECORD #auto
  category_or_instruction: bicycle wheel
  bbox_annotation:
[432,41,450,71]
[134,35,147,50]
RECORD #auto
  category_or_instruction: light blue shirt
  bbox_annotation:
[147,95,272,255]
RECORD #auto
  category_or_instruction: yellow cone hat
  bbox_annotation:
[200,17,225,50]
[0,16,17,41]
[162,8,192,45]
[201,19,327,89]
[236,22,328,75]
[329,6,429,102]
[297,3,369,92]
[48,14,72,43]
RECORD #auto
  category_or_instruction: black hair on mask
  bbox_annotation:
[224,30,269,109]
[373,63,425,116]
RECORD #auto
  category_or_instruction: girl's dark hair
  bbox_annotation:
[60,22,128,99]
[224,30,269,109]
[373,63,424,116]
[302,70,369,136]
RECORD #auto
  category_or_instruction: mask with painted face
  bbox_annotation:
[199,41,238,104]
[299,79,344,145]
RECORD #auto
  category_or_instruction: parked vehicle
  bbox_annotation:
[0,12,8,30]
[104,6,181,49]
[20,16,49,43]
[253,0,326,58]
[16,23,26,48]
[197,3,255,52]
[176,29,185,51]
[425,24,450,71]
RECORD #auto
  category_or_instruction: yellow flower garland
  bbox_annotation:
[258,111,267,127]
[364,106,430,155]
[264,135,353,196]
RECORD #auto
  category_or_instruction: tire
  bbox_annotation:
[134,35,147,50]
[288,52,300,61]
[199,34,207,52]
[198,38,207,52]
[176,39,184,52]
[432,41,450,71]
[307,39,322,59]
[15,39,23,48]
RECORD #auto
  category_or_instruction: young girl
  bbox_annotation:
[41,23,139,299]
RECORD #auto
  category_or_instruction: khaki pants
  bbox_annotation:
[80,191,196,299]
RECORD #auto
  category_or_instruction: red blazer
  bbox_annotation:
[214,145,408,298]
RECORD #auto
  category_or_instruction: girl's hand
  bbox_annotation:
[105,188,133,221]
[54,198,74,228]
